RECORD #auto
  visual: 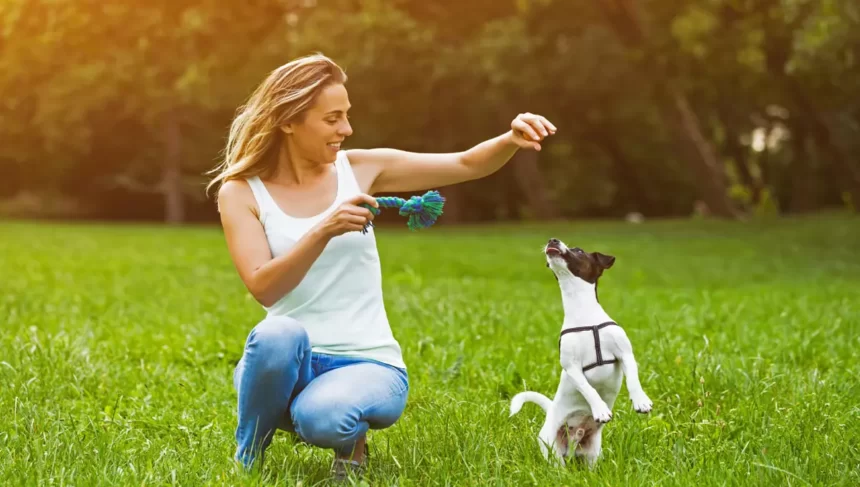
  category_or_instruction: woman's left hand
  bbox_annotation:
[510,112,557,151]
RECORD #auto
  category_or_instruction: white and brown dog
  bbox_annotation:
[510,238,652,467]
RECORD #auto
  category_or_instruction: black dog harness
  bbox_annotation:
[558,321,619,372]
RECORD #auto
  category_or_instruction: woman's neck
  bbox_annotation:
[274,141,326,185]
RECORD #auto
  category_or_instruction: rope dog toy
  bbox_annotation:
[359,190,445,233]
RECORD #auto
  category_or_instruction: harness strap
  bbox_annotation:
[558,321,619,371]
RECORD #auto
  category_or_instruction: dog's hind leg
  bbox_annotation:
[537,421,565,465]
[562,365,613,423]
[534,373,579,466]
[537,403,576,465]
[580,427,603,469]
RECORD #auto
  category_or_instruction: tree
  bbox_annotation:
[1,0,307,222]
[593,0,744,218]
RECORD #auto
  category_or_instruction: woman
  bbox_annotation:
[208,53,555,479]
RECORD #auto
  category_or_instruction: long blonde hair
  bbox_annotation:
[206,53,348,202]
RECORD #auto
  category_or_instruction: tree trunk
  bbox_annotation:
[755,127,774,209]
[718,109,759,207]
[509,148,557,220]
[787,123,815,213]
[660,85,743,218]
[597,0,741,218]
[758,0,860,211]
[163,112,184,225]
[782,77,860,210]
[587,123,653,212]
[494,109,557,221]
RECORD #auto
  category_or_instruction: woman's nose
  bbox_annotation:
[339,120,353,137]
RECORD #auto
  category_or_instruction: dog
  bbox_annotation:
[509,238,652,467]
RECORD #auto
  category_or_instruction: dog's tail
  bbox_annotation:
[509,391,552,416]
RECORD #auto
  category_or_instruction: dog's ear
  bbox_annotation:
[592,252,615,269]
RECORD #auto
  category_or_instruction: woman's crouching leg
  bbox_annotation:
[290,360,408,458]
[233,316,312,469]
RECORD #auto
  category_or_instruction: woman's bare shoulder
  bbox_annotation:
[217,179,259,218]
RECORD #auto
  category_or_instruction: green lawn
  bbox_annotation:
[1,215,858,486]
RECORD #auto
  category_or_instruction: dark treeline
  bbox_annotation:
[2,0,858,224]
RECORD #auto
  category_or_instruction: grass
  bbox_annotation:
[1,214,858,486]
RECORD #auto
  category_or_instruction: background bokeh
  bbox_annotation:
[2,0,858,224]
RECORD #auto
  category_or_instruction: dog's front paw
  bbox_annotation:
[592,403,613,423]
[631,394,652,414]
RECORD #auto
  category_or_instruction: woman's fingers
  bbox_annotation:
[346,193,379,209]
[345,210,372,224]
[527,118,548,138]
[514,118,541,142]
[524,113,555,138]
[514,113,556,143]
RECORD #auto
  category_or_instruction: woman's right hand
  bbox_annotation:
[318,193,379,238]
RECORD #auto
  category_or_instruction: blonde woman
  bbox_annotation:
[209,53,555,480]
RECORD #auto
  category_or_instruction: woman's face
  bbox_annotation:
[284,83,353,164]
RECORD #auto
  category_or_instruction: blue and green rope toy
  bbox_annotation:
[359,190,445,233]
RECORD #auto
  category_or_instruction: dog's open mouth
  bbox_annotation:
[545,246,562,255]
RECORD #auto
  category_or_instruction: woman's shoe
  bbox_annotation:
[330,442,369,482]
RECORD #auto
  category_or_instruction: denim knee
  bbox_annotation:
[244,316,308,373]
[292,402,360,448]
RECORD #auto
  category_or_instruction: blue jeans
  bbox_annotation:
[232,316,409,468]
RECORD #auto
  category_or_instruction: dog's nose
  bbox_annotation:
[548,238,559,245]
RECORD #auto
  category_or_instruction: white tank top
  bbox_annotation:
[244,151,405,369]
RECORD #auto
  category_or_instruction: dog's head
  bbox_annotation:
[544,238,615,284]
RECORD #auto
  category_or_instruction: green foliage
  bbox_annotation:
[1,0,858,220]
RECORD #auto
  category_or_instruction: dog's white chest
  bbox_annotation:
[559,322,621,373]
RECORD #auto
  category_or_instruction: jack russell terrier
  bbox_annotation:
[509,238,652,467]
